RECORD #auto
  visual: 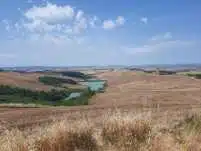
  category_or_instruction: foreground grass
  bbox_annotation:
[1,110,201,151]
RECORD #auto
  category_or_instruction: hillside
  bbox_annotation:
[0,71,201,150]
[0,71,97,106]
[0,72,55,91]
[0,71,201,128]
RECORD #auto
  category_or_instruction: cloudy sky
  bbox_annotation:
[0,0,201,66]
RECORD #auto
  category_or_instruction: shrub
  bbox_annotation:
[61,71,92,79]
[0,85,70,102]
[39,76,77,87]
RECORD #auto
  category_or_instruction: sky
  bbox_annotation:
[0,0,201,66]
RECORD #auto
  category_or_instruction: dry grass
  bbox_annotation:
[0,72,54,91]
[101,111,151,150]
[0,130,28,151]
[1,110,201,151]
[34,120,97,151]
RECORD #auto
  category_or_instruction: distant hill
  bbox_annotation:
[1,63,201,72]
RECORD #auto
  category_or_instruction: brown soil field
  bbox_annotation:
[0,71,201,132]
[0,72,55,91]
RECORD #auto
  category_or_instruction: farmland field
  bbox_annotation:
[0,71,201,131]
[0,72,53,91]
[1,70,201,150]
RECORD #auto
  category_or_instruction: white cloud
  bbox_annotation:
[23,19,55,32]
[75,10,84,21]
[140,17,148,24]
[103,16,125,30]
[89,16,99,28]
[151,32,172,41]
[124,40,194,55]
[24,3,74,23]
[73,17,87,33]
[19,2,103,35]
[103,20,116,29]
[116,16,125,25]
[73,10,88,33]
[2,20,11,32]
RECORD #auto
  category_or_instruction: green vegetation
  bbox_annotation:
[0,71,104,106]
[177,71,201,79]
[0,85,95,106]
[186,73,201,79]
[61,71,92,79]
[143,69,176,75]
[39,76,77,87]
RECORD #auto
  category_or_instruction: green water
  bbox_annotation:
[80,80,106,92]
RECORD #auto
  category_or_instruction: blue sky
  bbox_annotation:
[0,0,201,66]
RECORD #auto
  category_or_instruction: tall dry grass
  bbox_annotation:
[1,110,201,151]
[34,120,98,151]
[101,112,151,150]
[0,130,28,151]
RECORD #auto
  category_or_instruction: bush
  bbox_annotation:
[0,85,70,103]
[39,76,77,86]
[61,71,92,79]
[0,85,95,106]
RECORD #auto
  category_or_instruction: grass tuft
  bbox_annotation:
[0,130,29,151]
[34,120,98,151]
[2,111,201,151]
[101,112,151,150]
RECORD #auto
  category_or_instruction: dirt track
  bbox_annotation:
[0,71,201,131]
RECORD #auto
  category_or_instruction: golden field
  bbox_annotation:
[0,71,201,150]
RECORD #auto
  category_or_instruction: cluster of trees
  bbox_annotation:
[143,69,176,75]
[0,85,70,102]
[39,76,77,86]
[156,70,176,75]
[0,85,95,106]
[0,68,4,72]
[60,71,92,79]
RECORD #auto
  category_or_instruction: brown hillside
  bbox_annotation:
[0,72,55,91]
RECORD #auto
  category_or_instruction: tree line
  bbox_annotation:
[39,76,77,86]
[0,85,95,106]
